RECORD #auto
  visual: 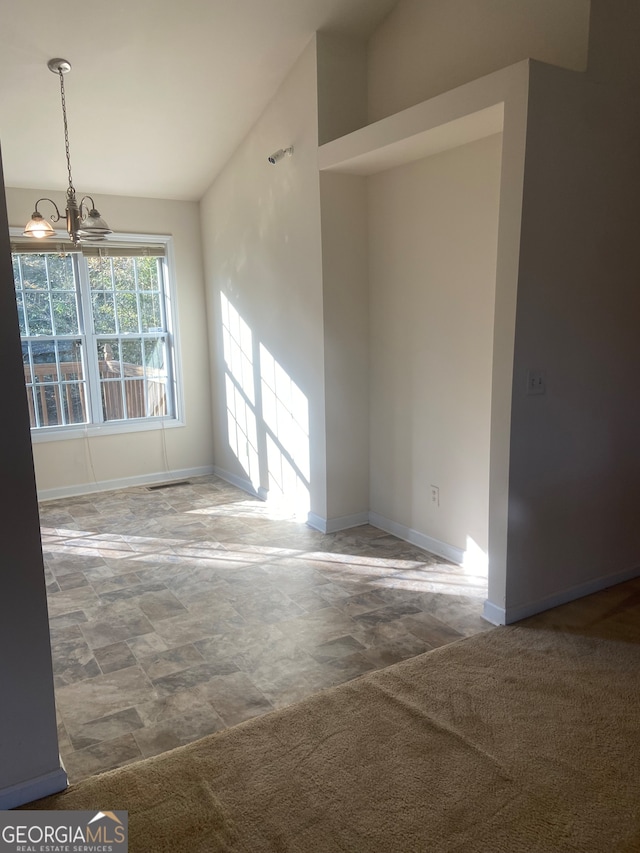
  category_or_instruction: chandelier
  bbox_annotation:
[23,59,112,245]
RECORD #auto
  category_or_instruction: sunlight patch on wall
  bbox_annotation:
[261,343,310,516]
[220,292,310,515]
[221,293,259,490]
[463,535,488,576]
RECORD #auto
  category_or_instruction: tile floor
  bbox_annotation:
[40,475,490,782]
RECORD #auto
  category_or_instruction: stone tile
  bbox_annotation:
[152,611,245,647]
[56,719,73,754]
[80,604,156,649]
[362,633,432,668]
[39,509,75,527]
[82,564,128,582]
[94,641,139,674]
[152,661,240,697]
[277,607,363,648]
[65,503,100,518]
[169,585,236,616]
[287,588,333,612]
[371,586,427,606]
[51,636,101,687]
[248,655,320,701]
[135,687,214,727]
[156,517,209,538]
[314,581,355,605]
[401,612,465,647]
[417,593,493,636]
[133,708,226,758]
[127,632,169,660]
[66,707,145,750]
[353,618,420,648]
[56,572,89,591]
[62,734,143,784]
[245,631,314,672]
[46,587,102,619]
[138,644,205,680]
[194,624,286,669]
[258,679,319,710]
[309,634,368,664]
[50,624,84,645]
[89,573,143,595]
[98,580,168,603]
[353,601,423,625]
[65,536,134,554]
[260,560,329,586]
[136,589,188,621]
[49,611,88,633]
[56,665,156,726]
[45,553,107,577]
[333,591,389,617]
[196,671,273,727]
[226,588,305,624]
[302,652,377,691]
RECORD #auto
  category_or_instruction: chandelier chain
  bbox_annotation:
[58,68,75,195]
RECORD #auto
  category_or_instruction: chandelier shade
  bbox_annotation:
[23,210,56,239]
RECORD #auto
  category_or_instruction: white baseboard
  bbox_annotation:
[0,766,67,809]
[482,599,506,625]
[212,466,267,500]
[502,564,640,624]
[307,511,369,534]
[368,512,464,565]
[37,466,216,503]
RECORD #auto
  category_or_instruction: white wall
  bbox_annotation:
[503,59,640,617]
[587,0,640,87]
[368,0,591,122]
[5,189,213,497]
[368,134,502,559]
[200,38,328,518]
[316,31,367,145]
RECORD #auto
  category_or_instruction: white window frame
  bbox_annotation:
[10,228,185,443]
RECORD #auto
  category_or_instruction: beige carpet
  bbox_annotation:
[30,580,640,852]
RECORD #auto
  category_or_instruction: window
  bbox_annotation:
[11,237,179,434]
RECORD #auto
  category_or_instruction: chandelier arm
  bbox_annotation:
[79,195,96,218]
[34,197,64,223]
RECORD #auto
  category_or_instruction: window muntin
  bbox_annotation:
[11,240,176,432]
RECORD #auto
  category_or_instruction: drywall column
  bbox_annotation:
[503,61,640,619]
[319,172,369,529]
[0,154,67,807]
[315,33,370,530]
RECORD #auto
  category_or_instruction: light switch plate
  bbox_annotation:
[526,369,546,396]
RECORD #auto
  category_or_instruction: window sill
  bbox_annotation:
[30,417,185,444]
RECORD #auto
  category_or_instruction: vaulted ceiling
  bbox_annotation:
[0,0,397,201]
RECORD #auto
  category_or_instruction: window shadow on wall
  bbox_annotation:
[220,292,310,517]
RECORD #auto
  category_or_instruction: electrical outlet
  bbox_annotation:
[430,485,440,507]
[526,369,546,396]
